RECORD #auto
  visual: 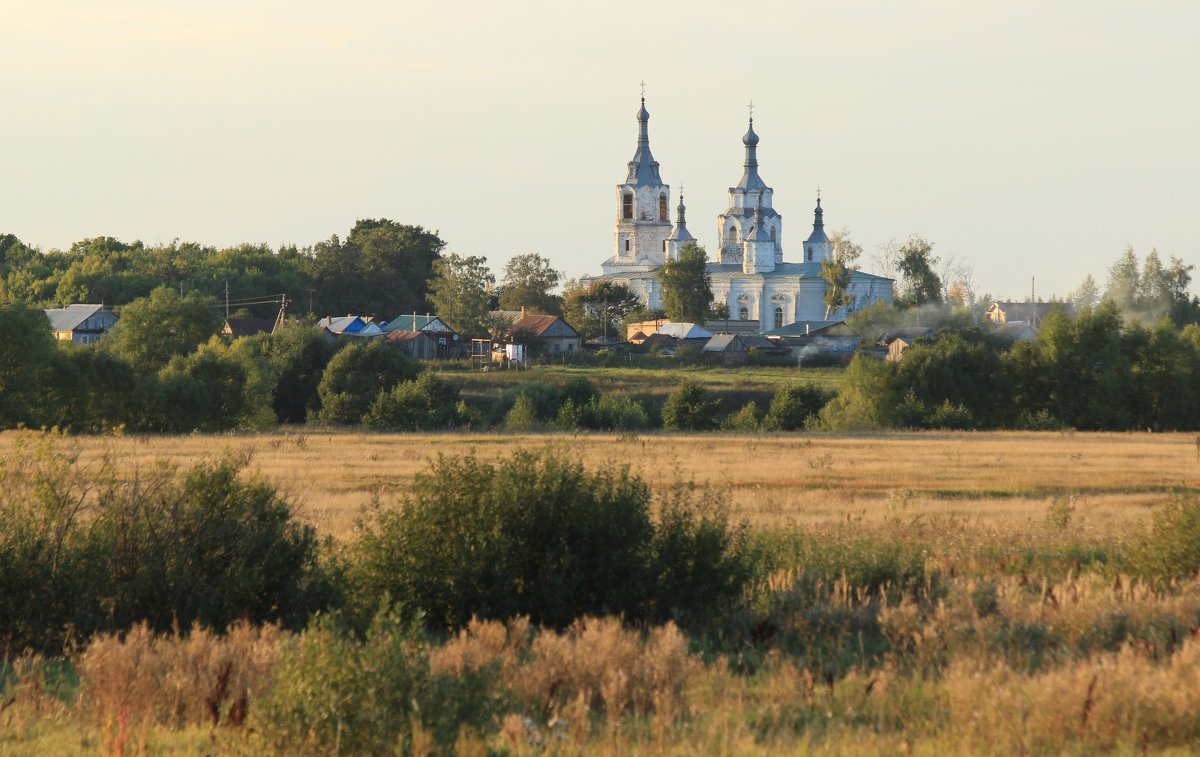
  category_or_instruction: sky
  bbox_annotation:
[3,0,1198,300]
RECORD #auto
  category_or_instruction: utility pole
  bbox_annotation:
[225,281,230,319]
[307,288,316,313]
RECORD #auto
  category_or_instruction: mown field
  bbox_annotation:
[4,429,1200,755]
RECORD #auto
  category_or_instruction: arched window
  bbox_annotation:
[659,194,668,221]
[770,227,777,243]
[739,306,749,321]
[726,225,738,247]
[806,248,812,262]
[622,193,633,220]
[774,307,784,329]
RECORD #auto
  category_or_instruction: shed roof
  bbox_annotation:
[657,322,714,339]
[703,334,747,352]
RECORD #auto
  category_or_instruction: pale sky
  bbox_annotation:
[3,0,1197,300]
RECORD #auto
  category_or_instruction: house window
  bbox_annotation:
[622,193,633,219]
[739,306,749,320]
[774,307,783,329]
[726,225,737,247]
[659,194,668,220]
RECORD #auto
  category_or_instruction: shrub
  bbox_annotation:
[1126,491,1200,582]
[352,449,751,631]
[496,380,562,423]
[316,341,419,425]
[258,610,500,755]
[762,384,830,431]
[504,394,540,430]
[926,399,975,430]
[362,371,464,430]
[0,433,336,653]
[724,402,763,432]
[662,379,720,431]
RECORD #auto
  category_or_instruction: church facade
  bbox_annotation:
[592,98,893,333]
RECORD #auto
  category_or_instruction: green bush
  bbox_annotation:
[504,394,540,430]
[352,449,750,631]
[362,371,465,430]
[1126,491,1200,582]
[316,341,419,425]
[0,433,335,653]
[662,379,720,431]
[762,384,831,431]
[495,380,562,424]
[724,402,763,432]
[258,610,500,755]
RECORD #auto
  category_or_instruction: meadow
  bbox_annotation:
[3,429,1200,755]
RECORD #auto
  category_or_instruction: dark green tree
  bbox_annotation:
[657,242,713,323]
[103,286,223,374]
[428,253,495,336]
[497,253,562,315]
[0,302,59,428]
[562,278,641,341]
[895,236,942,307]
[316,341,419,425]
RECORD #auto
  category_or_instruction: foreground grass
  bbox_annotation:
[4,430,1200,754]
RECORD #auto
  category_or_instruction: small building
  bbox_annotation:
[771,320,863,364]
[703,333,749,365]
[994,321,1037,342]
[222,318,278,338]
[318,315,383,338]
[986,301,1077,329]
[381,329,439,360]
[384,314,459,358]
[504,314,582,355]
[877,326,934,362]
[43,304,118,345]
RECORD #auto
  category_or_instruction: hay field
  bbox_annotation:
[11,430,1198,539]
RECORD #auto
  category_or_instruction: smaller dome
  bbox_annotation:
[742,119,759,146]
[637,97,649,122]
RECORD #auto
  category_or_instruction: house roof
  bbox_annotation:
[877,326,934,344]
[319,316,364,333]
[508,314,578,338]
[43,304,110,332]
[642,332,679,347]
[657,322,714,339]
[383,314,452,333]
[703,334,747,352]
[766,319,857,338]
[382,330,432,344]
[223,318,276,337]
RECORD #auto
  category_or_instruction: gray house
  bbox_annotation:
[43,304,118,345]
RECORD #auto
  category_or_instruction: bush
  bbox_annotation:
[504,394,540,430]
[0,433,335,653]
[662,379,720,431]
[1126,491,1200,582]
[724,402,763,432]
[762,384,830,431]
[352,449,750,631]
[316,341,419,425]
[258,610,500,755]
[495,380,562,424]
[362,371,465,430]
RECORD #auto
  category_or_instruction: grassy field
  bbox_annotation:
[4,428,1200,755]
[23,429,1197,539]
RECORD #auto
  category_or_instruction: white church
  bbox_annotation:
[591,97,893,333]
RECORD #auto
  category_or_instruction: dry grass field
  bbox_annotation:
[14,429,1196,539]
[6,429,1200,755]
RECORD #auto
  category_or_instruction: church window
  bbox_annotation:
[807,248,812,262]
[659,194,668,221]
[770,227,777,243]
[738,306,749,320]
[624,239,630,252]
[662,240,667,252]
[622,193,633,219]
[774,307,784,329]
[726,225,737,247]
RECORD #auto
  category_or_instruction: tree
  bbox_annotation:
[316,341,419,425]
[821,229,861,319]
[1071,274,1101,312]
[657,242,713,323]
[497,253,562,315]
[103,286,223,375]
[0,302,59,428]
[561,279,641,341]
[1104,246,1141,315]
[895,236,942,307]
[662,379,720,431]
[428,253,495,336]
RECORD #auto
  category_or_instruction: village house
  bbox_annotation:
[43,304,118,345]
[381,329,439,360]
[383,314,459,358]
[491,310,582,355]
[986,301,1077,329]
[877,326,935,362]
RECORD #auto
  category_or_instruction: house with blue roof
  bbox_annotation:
[590,97,894,334]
